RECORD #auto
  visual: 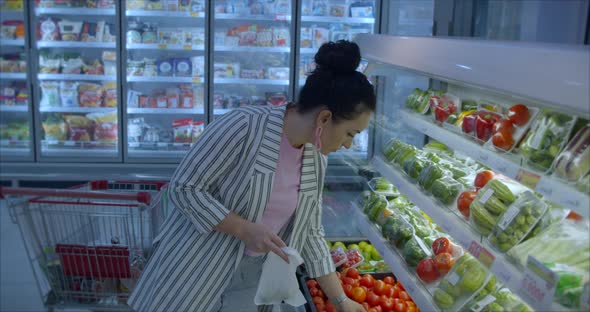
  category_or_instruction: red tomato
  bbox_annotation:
[361,302,370,311]
[343,284,354,298]
[367,308,380,312]
[492,128,514,151]
[317,289,326,299]
[373,280,387,296]
[352,279,361,288]
[394,301,407,312]
[383,276,395,285]
[462,113,477,134]
[346,268,360,279]
[382,284,394,298]
[457,190,477,219]
[407,306,416,312]
[307,280,318,289]
[379,296,394,311]
[315,302,326,312]
[342,277,355,286]
[310,287,320,297]
[399,290,410,301]
[366,291,380,307]
[416,258,441,283]
[352,287,367,303]
[361,286,369,294]
[360,274,375,288]
[397,283,405,291]
[434,252,455,275]
[508,104,530,126]
[326,302,337,312]
[493,119,515,134]
[432,237,452,255]
[313,296,325,305]
[476,111,501,142]
[474,170,495,189]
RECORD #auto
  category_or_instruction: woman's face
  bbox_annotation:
[317,110,372,155]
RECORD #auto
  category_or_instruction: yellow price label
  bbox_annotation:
[183,45,192,50]
[158,44,167,49]
[192,76,201,83]
[191,12,203,17]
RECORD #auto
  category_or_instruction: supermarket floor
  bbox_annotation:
[0,200,46,311]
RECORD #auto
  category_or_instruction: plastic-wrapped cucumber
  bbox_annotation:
[395,145,420,166]
[431,175,464,205]
[470,201,497,235]
[368,177,400,197]
[375,206,394,226]
[418,163,451,192]
[382,138,409,162]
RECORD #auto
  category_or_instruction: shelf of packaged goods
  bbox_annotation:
[215,78,289,86]
[37,74,116,81]
[35,8,115,16]
[126,43,204,51]
[215,13,292,22]
[0,105,27,112]
[372,155,556,310]
[214,46,290,53]
[301,16,375,24]
[127,76,203,84]
[125,10,205,18]
[41,141,117,155]
[37,41,116,49]
[0,39,25,47]
[399,109,590,219]
[0,73,26,80]
[39,107,116,113]
[351,203,439,312]
[127,108,203,115]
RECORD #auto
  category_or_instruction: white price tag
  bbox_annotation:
[470,294,496,312]
[520,256,556,311]
[64,140,75,146]
[478,188,495,204]
[447,272,460,286]
[498,205,520,230]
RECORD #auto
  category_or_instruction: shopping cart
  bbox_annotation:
[0,180,169,311]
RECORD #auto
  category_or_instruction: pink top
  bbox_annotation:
[245,132,304,256]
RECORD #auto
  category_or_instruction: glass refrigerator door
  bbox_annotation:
[0,0,32,161]
[298,0,378,161]
[124,0,206,162]
[32,0,120,161]
[212,0,293,117]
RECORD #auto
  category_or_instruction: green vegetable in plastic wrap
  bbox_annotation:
[382,215,414,247]
[545,262,585,308]
[430,176,463,205]
[440,162,470,179]
[401,235,432,267]
[424,140,453,155]
[471,201,497,235]
[418,163,450,192]
[395,145,420,166]
[434,289,455,309]
[402,156,427,179]
[488,180,516,204]
[368,196,388,222]
[382,139,406,161]
[374,177,392,191]
[460,266,487,292]
[414,223,433,239]
[483,195,508,216]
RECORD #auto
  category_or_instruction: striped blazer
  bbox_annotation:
[128,105,335,312]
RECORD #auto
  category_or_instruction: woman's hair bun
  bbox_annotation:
[314,40,361,75]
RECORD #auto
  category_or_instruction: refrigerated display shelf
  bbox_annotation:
[0,39,25,46]
[216,78,289,85]
[352,203,439,312]
[216,13,291,21]
[35,8,115,16]
[301,16,375,24]
[127,108,204,115]
[0,105,27,112]
[127,76,203,83]
[371,155,557,311]
[0,146,29,156]
[128,148,191,158]
[125,10,205,18]
[0,73,26,80]
[41,141,117,155]
[215,46,290,53]
[300,48,316,54]
[39,107,116,113]
[37,74,116,81]
[400,109,590,219]
[214,108,232,115]
[37,41,116,48]
[127,43,204,51]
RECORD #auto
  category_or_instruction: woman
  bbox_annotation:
[128,40,375,312]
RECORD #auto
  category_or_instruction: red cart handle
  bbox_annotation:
[0,186,151,205]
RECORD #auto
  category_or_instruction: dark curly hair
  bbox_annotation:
[296,40,376,122]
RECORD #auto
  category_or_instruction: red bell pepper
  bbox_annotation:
[431,95,458,124]
[462,114,477,134]
[475,111,501,142]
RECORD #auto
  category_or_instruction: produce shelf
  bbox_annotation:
[0,73,27,80]
[39,107,116,113]
[127,43,204,51]
[125,10,205,18]
[37,41,115,48]
[37,74,116,81]
[215,78,289,86]
[352,204,439,312]
[301,16,375,24]
[35,8,115,16]
[127,108,204,115]
[127,76,203,83]
[0,39,25,46]
[0,105,27,112]
[400,109,590,219]
[372,155,566,311]
[215,46,290,53]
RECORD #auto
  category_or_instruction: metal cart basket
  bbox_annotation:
[0,180,169,311]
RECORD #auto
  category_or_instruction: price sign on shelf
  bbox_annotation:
[192,76,201,83]
[183,45,192,50]
[520,256,556,310]
[157,44,167,49]
[468,241,495,268]
[64,141,76,147]
[274,14,287,21]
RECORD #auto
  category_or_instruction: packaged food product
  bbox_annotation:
[40,17,59,41]
[240,69,264,79]
[350,1,374,17]
[312,0,328,15]
[430,93,460,125]
[127,60,144,76]
[213,63,238,78]
[0,86,16,106]
[273,27,289,47]
[141,23,157,43]
[143,58,157,77]
[343,249,364,268]
[158,27,181,45]
[488,191,547,252]
[329,0,348,17]
[300,27,312,48]
[312,27,329,48]
[87,110,117,143]
[213,93,224,108]
[126,21,142,44]
[64,115,93,142]
[405,88,443,114]
[127,90,141,108]
[157,59,173,76]
[238,29,257,46]
[520,110,577,172]
[39,53,61,73]
[164,0,179,11]
[61,56,84,74]
[266,67,289,80]
[256,27,273,47]
[59,81,79,107]
[102,23,116,42]
[431,175,464,206]
[265,92,287,106]
[553,124,590,182]
[173,118,192,143]
[40,81,60,107]
[274,0,291,14]
[382,214,415,248]
[0,21,18,39]
[402,235,432,267]
[188,56,204,77]
[417,163,452,192]
[191,121,204,143]
[401,156,428,180]
[42,114,67,141]
[367,177,400,197]
[80,21,105,42]
[58,20,83,41]
[330,246,347,267]
[173,58,191,77]
[127,117,145,144]
[192,85,204,109]
[102,82,117,107]
[78,83,104,107]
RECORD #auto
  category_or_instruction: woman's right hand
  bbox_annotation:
[239,221,290,263]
